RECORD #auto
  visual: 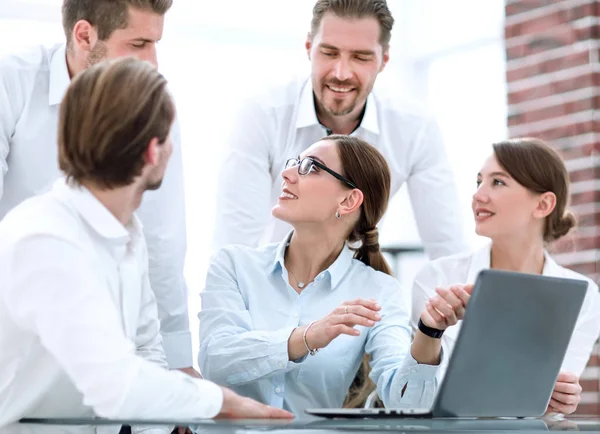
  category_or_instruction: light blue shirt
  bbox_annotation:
[198,235,438,415]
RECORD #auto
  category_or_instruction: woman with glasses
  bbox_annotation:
[198,135,437,414]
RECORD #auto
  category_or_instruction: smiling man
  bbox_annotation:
[0,1,197,377]
[213,0,469,261]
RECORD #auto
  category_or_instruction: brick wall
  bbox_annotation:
[504,0,599,415]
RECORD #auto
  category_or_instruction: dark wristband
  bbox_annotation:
[418,318,444,339]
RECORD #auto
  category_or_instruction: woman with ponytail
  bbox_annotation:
[198,135,437,414]
[409,137,600,415]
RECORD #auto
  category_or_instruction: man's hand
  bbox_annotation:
[420,284,473,331]
[546,372,582,415]
[217,387,294,419]
[178,367,203,379]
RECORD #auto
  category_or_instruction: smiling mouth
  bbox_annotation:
[327,85,355,93]
[280,191,298,200]
[476,211,495,218]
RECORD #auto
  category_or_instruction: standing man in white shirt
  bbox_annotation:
[0,0,196,376]
[213,0,468,259]
[0,57,292,428]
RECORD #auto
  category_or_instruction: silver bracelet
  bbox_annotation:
[303,321,319,356]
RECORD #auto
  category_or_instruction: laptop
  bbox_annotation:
[306,269,588,419]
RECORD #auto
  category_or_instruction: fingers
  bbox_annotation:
[335,312,375,327]
[554,380,582,395]
[428,295,457,325]
[547,398,578,415]
[436,286,466,316]
[337,304,382,322]
[424,302,445,325]
[332,324,361,337]
[449,285,471,307]
[556,372,579,384]
[263,405,294,419]
[341,298,381,311]
[552,390,581,406]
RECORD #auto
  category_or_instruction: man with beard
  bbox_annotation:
[0,57,292,428]
[0,0,197,377]
[213,0,468,261]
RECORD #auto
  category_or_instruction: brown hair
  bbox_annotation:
[323,134,392,408]
[310,0,394,50]
[492,137,576,242]
[62,0,172,48]
[58,57,175,188]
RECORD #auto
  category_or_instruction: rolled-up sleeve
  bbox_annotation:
[199,248,303,386]
[366,279,440,409]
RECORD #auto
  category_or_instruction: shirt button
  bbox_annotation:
[293,313,298,318]
[410,368,417,374]
[275,386,282,394]
[278,361,285,368]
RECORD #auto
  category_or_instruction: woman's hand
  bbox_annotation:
[546,372,582,415]
[288,298,381,360]
[420,284,473,331]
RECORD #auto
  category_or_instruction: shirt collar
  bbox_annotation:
[49,44,71,107]
[53,178,143,246]
[295,77,380,135]
[269,231,354,290]
[467,240,558,282]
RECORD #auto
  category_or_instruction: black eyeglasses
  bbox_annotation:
[284,157,358,189]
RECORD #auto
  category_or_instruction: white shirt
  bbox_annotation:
[0,44,191,368]
[0,179,223,429]
[410,241,600,407]
[199,234,439,415]
[213,75,469,259]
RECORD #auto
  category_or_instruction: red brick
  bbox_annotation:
[570,167,600,183]
[506,3,597,30]
[571,190,600,207]
[575,403,600,416]
[553,234,600,254]
[508,120,596,141]
[556,143,598,161]
[506,26,594,60]
[508,72,598,105]
[566,262,599,276]
[506,51,590,83]
[505,0,555,19]
[508,97,597,126]
[582,379,600,393]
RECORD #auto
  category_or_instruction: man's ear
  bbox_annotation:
[380,47,390,72]
[305,32,313,60]
[144,137,161,166]
[338,189,363,217]
[71,19,98,52]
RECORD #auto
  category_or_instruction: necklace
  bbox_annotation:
[288,268,306,289]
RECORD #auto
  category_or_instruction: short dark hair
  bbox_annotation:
[62,0,172,48]
[58,57,175,188]
[310,0,394,50]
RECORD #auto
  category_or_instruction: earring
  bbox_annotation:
[335,211,341,219]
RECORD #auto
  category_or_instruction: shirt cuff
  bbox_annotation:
[269,326,299,370]
[194,379,224,419]
[401,350,443,381]
[161,330,193,369]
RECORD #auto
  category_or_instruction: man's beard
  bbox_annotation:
[85,41,108,68]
